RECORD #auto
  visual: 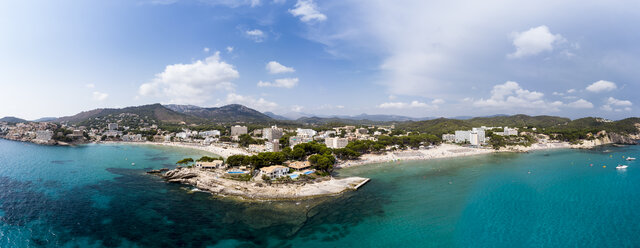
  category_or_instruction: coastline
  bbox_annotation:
[162,167,369,201]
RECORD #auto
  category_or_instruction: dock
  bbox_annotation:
[354,178,370,189]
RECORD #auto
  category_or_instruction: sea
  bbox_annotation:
[0,138,639,247]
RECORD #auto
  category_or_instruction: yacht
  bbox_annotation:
[626,157,636,161]
[616,164,628,170]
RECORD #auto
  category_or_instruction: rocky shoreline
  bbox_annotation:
[159,167,370,201]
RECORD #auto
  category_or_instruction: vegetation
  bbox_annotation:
[176,158,194,165]
[196,156,222,162]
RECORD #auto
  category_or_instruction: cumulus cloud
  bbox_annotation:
[266,61,295,74]
[92,91,109,101]
[508,25,565,58]
[245,29,266,42]
[198,0,261,7]
[474,81,562,111]
[566,99,593,109]
[378,100,432,109]
[567,89,576,93]
[226,46,234,53]
[225,93,277,111]
[257,78,299,88]
[289,0,326,23]
[431,99,445,104]
[138,52,238,104]
[291,105,304,112]
[586,80,617,92]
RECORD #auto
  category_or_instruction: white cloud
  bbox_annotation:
[378,100,432,109]
[601,97,632,112]
[291,105,304,112]
[198,0,261,7]
[431,99,445,104]
[245,29,266,42]
[289,0,326,23]
[85,83,95,88]
[266,61,295,74]
[508,25,564,58]
[552,91,564,96]
[474,81,561,111]
[225,93,277,111]
[606,97,632,106]
[226,46,234,53]
[567,89,576,93]
[92,91,108,101]
[273,0,286,3]
[203,47,210,53]
[257,78,299,88]
[586,80,617,92]
[138,52,238,104]
[566,99,593,109]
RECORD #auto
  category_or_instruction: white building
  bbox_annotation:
[325,137,349,148]
[195,160,225,169]
[455,131,470,143]
[260,165,289,179]
[199,130,221,137]
[122,134,143,142]
[35,130,53,141]
[108,123,118,131]
[266,140,280,152]
[470,131,480,146]
[290,135,313,147]
[442,134,455,143]
[176,132,190,139]
[296,128,317,137]
[230,125,248,136]
[263,126,283,141]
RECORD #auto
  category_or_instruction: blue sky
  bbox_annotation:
[1,0,639,120]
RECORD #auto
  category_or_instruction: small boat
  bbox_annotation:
[616,165,628,170]
[626,157,636,161]
[131,163,136,166]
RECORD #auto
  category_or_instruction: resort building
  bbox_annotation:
[288,161,311,171]
[325,137,349,148]
[230,125,248,136]
[266,140,280,152]
[199,130,221,137]
[442,134,456,143]
[262,126,283,141]
[289,135,313,147]
[35,130,53,141]
[455,128,486,144]
[296,128,317,137]
[260,165,289,178]
[108,123,118,131]
[195,160,225,169]
[455,131,470,143]
[470,131,480,146]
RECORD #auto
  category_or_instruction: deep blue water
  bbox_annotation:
[1,139,639,247]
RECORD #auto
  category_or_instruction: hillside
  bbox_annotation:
[165,104,274,123]
[56,104,199,124]
[398,115,640,137]
[0,116,28,123]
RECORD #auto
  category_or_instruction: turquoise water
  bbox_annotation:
[1,139,639,247]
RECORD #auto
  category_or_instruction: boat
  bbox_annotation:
[616,165,628,170]
[626,157,636,161]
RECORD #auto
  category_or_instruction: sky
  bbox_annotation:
[1,0,639,120]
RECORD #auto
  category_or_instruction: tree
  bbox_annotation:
[227,155,249,167]
[176,158,194,165]
[196,156,222,162]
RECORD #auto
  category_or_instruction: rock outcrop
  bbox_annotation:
[161,167,369,200]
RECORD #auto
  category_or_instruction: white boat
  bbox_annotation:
[616,165,628,170]
[626,157,636,161]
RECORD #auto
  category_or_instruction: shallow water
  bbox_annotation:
[1,139,639,247]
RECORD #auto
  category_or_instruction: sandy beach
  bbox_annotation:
[336,143,498,168]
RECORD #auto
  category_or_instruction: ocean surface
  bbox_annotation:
[1,139,639,247]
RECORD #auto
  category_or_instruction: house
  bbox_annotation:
[325,137,349,148]
[195,160,225,169]
[230,125,248,136]
[260,165,289,178]
[288,161,311,171]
